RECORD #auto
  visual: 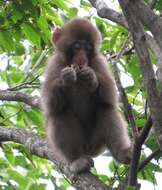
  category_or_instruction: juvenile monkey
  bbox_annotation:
[42,18,132,173]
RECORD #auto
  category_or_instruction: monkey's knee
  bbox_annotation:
[69,156,94,174]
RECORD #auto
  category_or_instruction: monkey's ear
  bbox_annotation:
[52,27,62,46]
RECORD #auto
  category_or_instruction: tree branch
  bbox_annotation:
[138,117,152,145]
[0,90,41,109]
[0,126,113,190]
[149,0,158,9]
[89,0,162,58]
[88,0,127,27]
[139,148,161,171]
[127,117,152,186]
[110,35,138,137]
[118,0,162,152]
[133,0,162,49]
[118,0,162,186]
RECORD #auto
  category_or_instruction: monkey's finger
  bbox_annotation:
[62,74,77,82]
[61,70,75,77]
[61,71,77,85]
[61,67,74,74]
[78,71,95,81]
[61,68,76,77]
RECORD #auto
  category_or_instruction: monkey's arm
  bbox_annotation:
[98,74,117,106]
[91,57,117,105]
[42,78,67,114]
[42,65,77,114]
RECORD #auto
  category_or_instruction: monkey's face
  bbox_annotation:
[66,40,94,68]
[52,19,101,68]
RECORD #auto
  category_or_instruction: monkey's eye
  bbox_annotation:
[72,42,81,51]
[84,43,93,52]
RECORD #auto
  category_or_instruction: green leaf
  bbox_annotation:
[11,9,23,23]
[15,156,28,168]
[0,158,9,170]
[7,169,28,185]
[22,23,40,47]
[146,134,159,151]
[60,178,71,188]
[67,8,78,18]
[29,183,46,190]
[53,0,69,11]
[109,31,120,49]
[13,29,22,42]
[126,55,141,84]
[9,70,25,84]
[125,186,136,190]
[37,16,49,32]
[99,174,109,182]
[128,95,143,106]
[81,0,91,8]
[0,31,14,51]
[25,109,43,127]
[3,144,15,164]
[15,44,25,56]
[37,16,51,41]
[109,160,118,172]
[101,38,110,51]
[156,0,162,11]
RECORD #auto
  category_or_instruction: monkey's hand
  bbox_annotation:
[61,66,77,86]
[77,66,99,92]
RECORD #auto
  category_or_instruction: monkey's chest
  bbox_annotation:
[68,89,97,122]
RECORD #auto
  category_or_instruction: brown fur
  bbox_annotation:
[42,18,132,173]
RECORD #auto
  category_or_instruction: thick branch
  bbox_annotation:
[0,126,113,190]
[88,0,127,27]
[88,0,162,67]
[118,0,162,186]
[118,0,162,151]
[0,90,41,109]
[133,0,162,49]
[145,31,162,82]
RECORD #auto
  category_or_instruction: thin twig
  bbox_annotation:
[149,0,158,9]
[139,148,161,171]
[8,83,40,91]
[127,116,152,185]
[110,34,138,138]
[138,117,152,145]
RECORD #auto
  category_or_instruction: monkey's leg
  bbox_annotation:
[46,112,94,173]
[93,108,132,164]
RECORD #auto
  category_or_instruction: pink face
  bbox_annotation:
[53,27,94,68]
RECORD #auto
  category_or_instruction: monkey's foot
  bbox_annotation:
[69,156,94,174]
[117,146,133,164]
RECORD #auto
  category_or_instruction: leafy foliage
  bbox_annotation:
[0,0,162,189]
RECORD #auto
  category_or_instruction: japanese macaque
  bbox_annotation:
[42,18,132,173]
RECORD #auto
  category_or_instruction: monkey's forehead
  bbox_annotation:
[62,18,101,44]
